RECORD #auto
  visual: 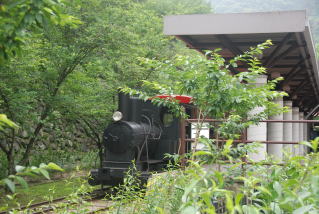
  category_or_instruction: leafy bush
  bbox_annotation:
[115,40,313,213]
[111,139,319,214]
[29,149,98,171]
[0,163,64,193]
[121,40,287,156]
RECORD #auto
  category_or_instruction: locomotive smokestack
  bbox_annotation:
[118,92,130,121]
[130,98,141,123]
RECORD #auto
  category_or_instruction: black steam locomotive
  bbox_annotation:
[89,93,193,186]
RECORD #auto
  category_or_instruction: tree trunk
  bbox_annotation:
[7,150,15,175]
[7,130,17,175]
[19,122,45,165]
[97,140,103,168]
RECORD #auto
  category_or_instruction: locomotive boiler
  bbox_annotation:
[89,93,192,186]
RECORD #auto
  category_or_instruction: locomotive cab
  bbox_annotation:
[89,93,192,186]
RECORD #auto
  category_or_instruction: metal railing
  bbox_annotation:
[178,118,319,155]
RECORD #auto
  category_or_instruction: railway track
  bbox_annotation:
[1,188,114,214]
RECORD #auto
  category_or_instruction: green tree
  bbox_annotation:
[0,0,212,175]
[0,0,79,175]
[143,0,211,16]
[0,0,80,63]
[121,41,286,154]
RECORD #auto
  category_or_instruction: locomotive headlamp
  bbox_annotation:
[112,111,123,121]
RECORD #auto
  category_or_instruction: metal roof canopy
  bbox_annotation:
[164,10,319,114]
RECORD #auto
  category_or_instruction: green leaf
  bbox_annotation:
[17,171,38,177]
[6,195,14,200]
[270,202,282,214]
[222,139,233,156]
[39,168,50,180]
[273,181,282,197]
[14,176,28,189]
[47,162,64,172]
[235,193,244,206]
[311,138,319,152]
[201,191,216,212]
[256,186,272,196]
[43,7,55,15]
[3,178,15,193]
[311,176,319,195]
[7,0,25,9]
[35,13,44,24]
[181,178,201,203]
[181,206,198,214]
[39,163,47,168]
[155,207,165,214]
[193,150,213,157]
[292,205,313,214]
[225,193,234,212]
[300,141,312,149]
[242,205,259,214]
[214,171,224,187]
[0,114,18,129]
[15,165,25,173]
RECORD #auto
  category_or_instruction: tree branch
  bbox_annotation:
[0,88,14,119]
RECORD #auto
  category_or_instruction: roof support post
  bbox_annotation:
[283,101,293,156]
[267,97,284,161]
[247,75,268,161]
[292,107,300,156]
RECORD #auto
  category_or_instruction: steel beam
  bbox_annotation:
[264,33,293,66]
[216,35,243,56]
[295,32,319,102]
[267,44,299,69]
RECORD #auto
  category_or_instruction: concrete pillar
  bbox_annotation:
[267,97,283,160]
[283,101,293,156]
[304,123,308,141]
[299,112,304,155]
[247,75,267,161]
[292,107,300,156]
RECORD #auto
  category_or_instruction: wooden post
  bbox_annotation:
[179,118,186,155]
[179,118,186,166]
